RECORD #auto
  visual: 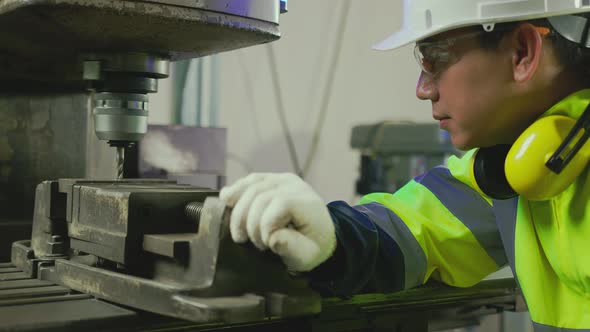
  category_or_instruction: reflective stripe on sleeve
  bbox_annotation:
[361,174,503,287]
[355,203,427,289]
[416,166,507,267]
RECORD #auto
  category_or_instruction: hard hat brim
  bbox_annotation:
[372,26,450,51]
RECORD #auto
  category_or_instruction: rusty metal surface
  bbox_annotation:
[4,243,524,331]
[46,259,270,324]
[18,181,323,324]
[3,254,523,332]
[0,92,118,258]
[142,233,193,258]
[0,263,141,332]
[47,186,320,324]
[62,180,216,264]
[0,262,289,332]
[30,182,67,258]
[0,94,116,221]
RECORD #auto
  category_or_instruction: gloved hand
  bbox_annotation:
[219,173,336,272]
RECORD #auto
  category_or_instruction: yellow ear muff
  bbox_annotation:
[505,115,590,200]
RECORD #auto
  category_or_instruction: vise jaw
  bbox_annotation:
[12,179,321,324]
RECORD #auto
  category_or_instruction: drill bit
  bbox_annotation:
[116,146,125,180]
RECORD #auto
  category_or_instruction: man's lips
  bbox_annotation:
[433,114,451,129]
[433,114,451,121]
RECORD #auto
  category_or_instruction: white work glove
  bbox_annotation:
[219,173,336,272]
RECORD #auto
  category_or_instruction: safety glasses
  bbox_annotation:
[414,26,552,78]
[413,30,487,78]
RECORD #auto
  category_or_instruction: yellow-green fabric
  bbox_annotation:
[359,89,590,330]
[359,151,502,287]
[309,89,590,330]
[446,149,492,205]
[513,89,590,328]
[360,188,498,287]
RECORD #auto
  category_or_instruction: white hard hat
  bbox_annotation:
[374,0,590,51]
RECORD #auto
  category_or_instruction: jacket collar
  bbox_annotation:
[542,88,590,119]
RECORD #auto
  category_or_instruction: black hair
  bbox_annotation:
[477,16,590,75]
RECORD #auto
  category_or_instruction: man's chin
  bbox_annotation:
[450,136,474,151]
[450,134,499,151]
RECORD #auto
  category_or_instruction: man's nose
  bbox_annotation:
[416,71,439,101]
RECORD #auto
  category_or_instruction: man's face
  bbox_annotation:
[415,28,524,150]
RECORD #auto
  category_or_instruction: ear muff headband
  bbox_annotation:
[475,105,590,201]
[546,103,590,173]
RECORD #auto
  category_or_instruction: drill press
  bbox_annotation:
[0,0,283,224]
[0,0,324,325]
[82,53,170,179]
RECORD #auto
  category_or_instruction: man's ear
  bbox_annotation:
[510,23,544,83]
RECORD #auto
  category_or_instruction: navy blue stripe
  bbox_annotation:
[492,198,518,273]
[415,166,507,267]
[355,203,427,289]
[324,201,380,296]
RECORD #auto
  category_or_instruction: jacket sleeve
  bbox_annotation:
[309,150,508,297]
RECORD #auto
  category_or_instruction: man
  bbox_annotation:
[220,1,590,330]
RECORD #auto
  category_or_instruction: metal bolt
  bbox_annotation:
[185,202,204,221]
[47,234,66,255]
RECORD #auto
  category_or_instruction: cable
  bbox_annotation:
[302,0,352,178]
[266,45,304,176]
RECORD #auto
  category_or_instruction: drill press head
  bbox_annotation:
[83,53,170,148]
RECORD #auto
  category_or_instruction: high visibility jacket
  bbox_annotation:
[311,89,590,331]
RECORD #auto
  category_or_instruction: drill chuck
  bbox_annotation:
[94,92,149,143]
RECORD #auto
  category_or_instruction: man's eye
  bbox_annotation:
[424,59,439,74]
[423,47,451,69]
[422,46,450,59]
